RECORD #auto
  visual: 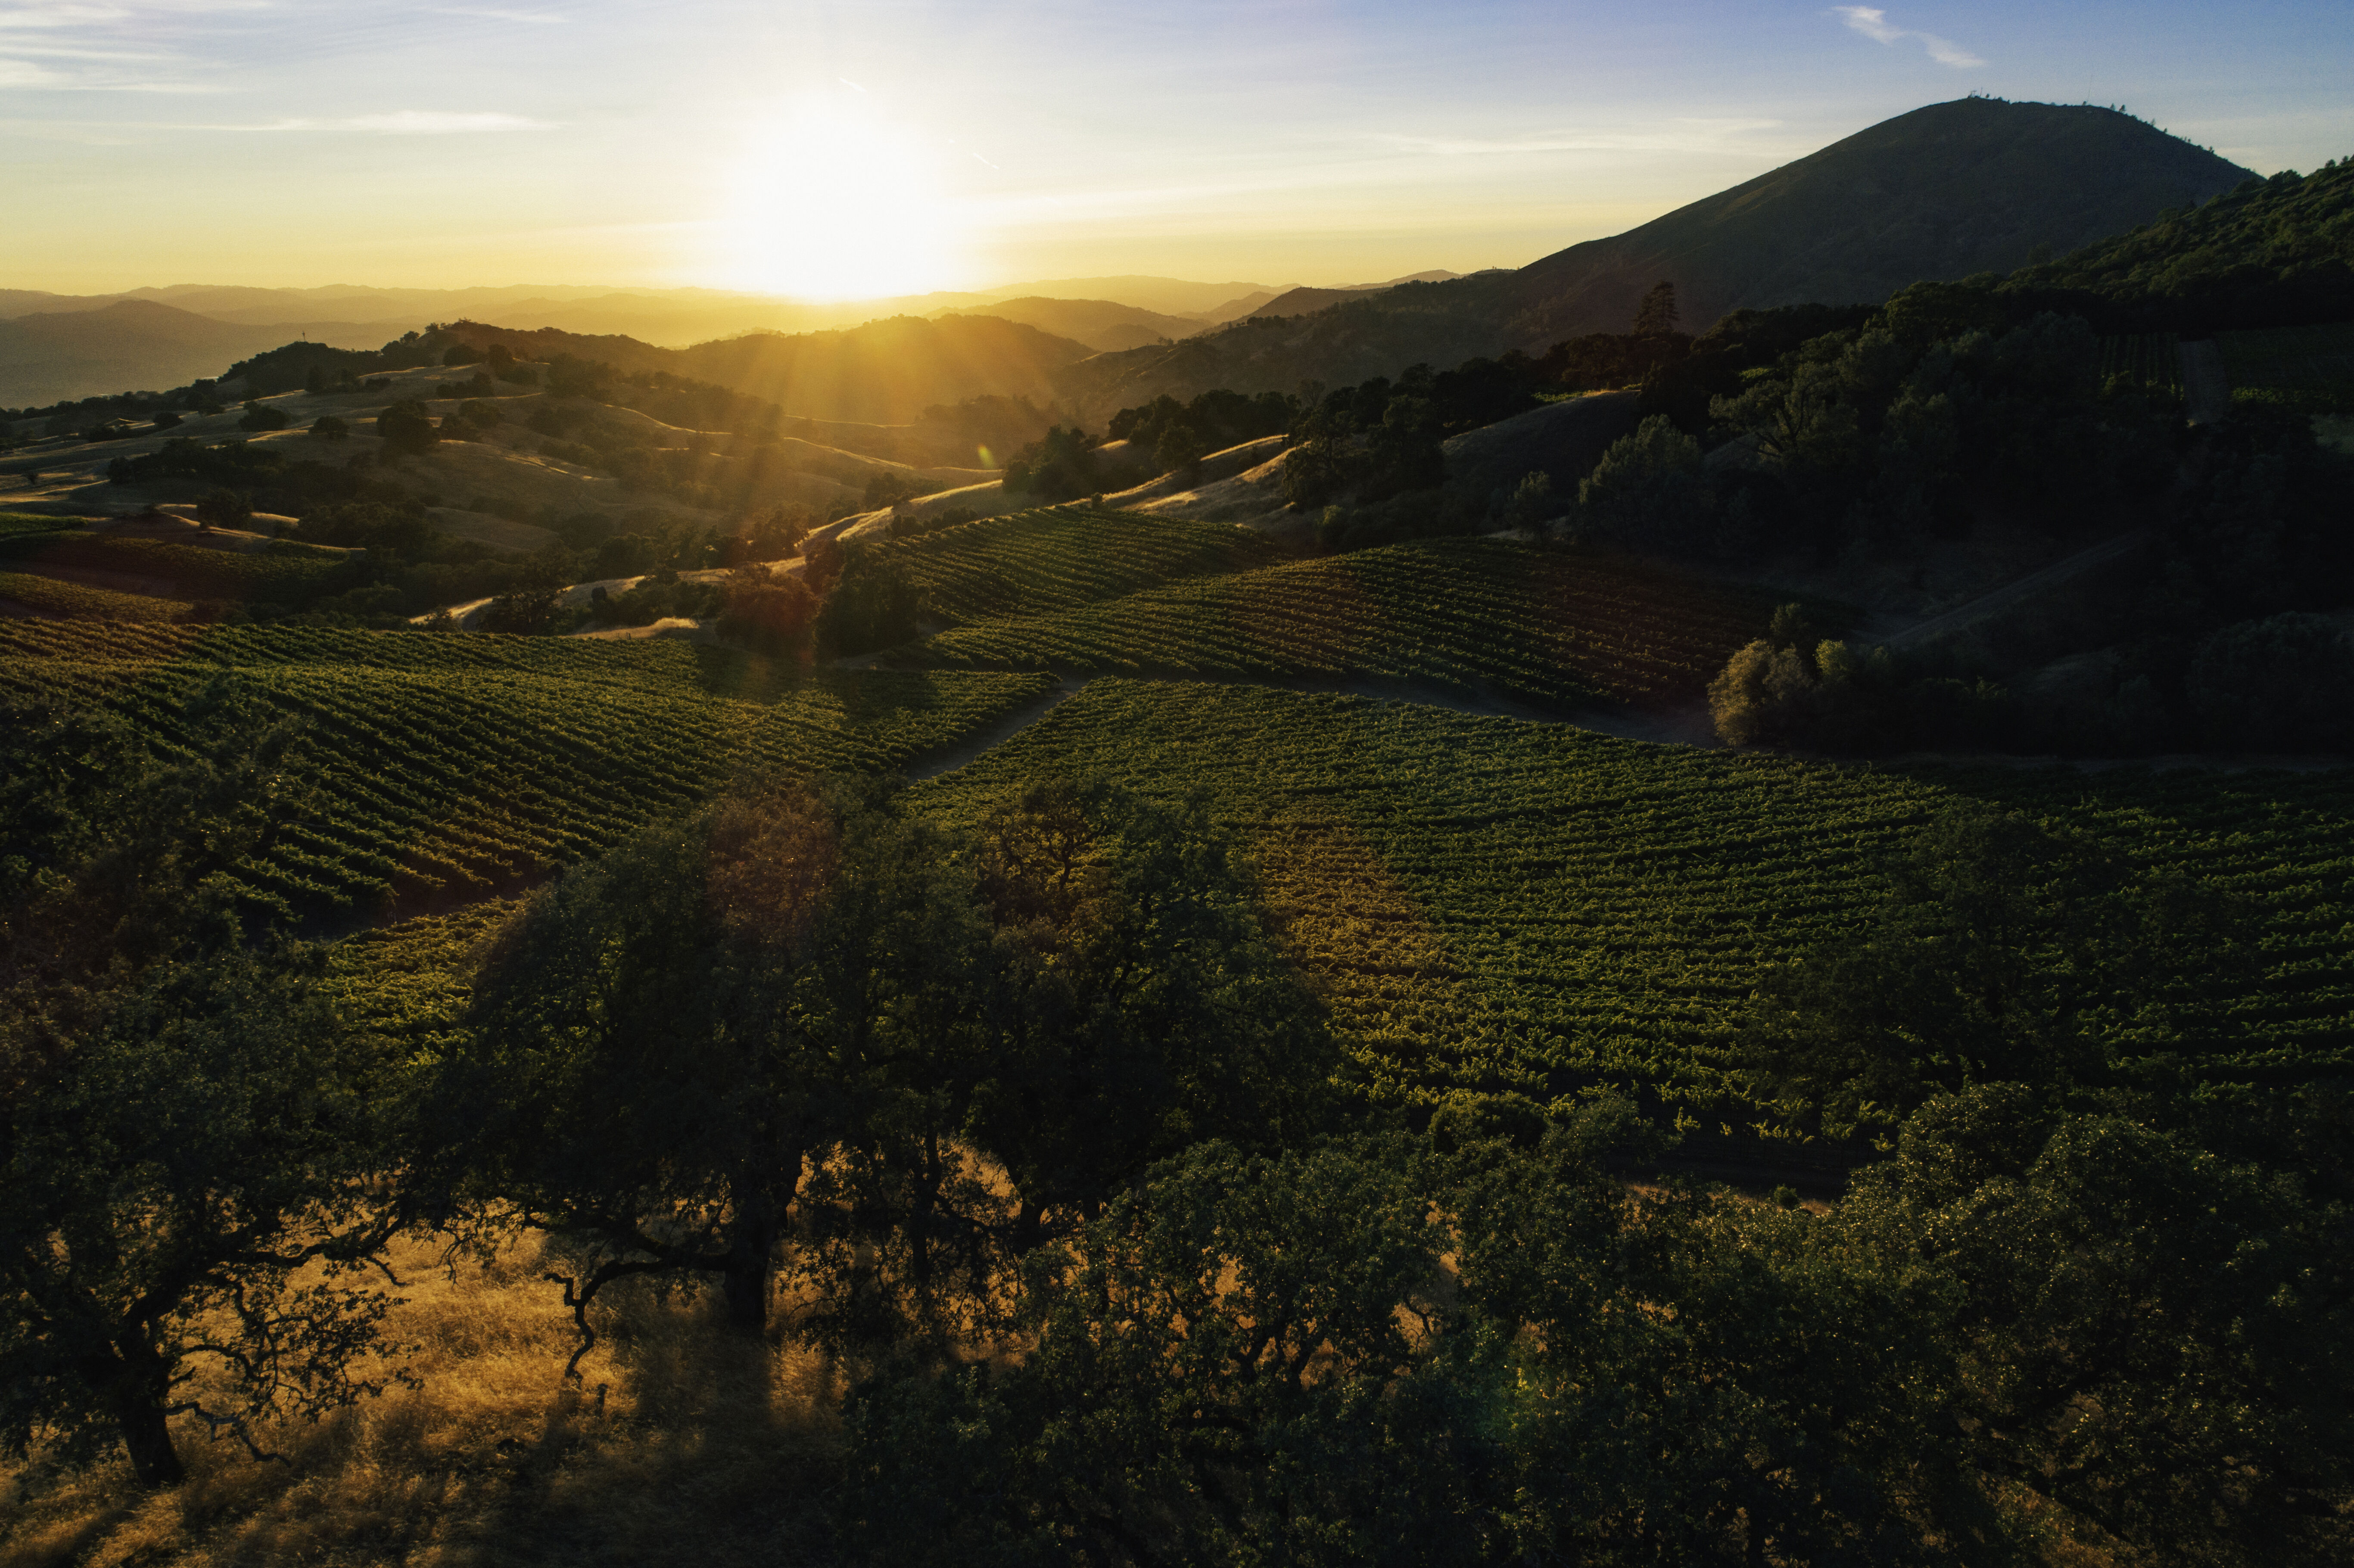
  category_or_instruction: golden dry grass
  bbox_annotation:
[0,1236,847,1568]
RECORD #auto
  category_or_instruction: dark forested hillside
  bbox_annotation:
[1057,99,2257,420]
[2002,156,2354,330]
[1504,98,2253,345]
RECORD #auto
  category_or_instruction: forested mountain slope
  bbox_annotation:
[1055,99,2257,419]
[2002,155,2354,329]
[1503,98,2252,345]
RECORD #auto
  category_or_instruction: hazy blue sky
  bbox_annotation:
[5,0,2348,294]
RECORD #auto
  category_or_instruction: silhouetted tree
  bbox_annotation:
[375,398,439,457]
[193,486,250,532]
[1633,280,1680,337]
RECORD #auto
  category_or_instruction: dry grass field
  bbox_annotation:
[0,1237,847,1568]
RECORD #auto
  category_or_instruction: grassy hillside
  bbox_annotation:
[858,506,1283,623]
[886,538,1805,711]
[0,1225,844,1568]
[0,620,1055,919]
[914,679,2354,1118]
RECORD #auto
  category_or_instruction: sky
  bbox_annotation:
[4,0,2351,298]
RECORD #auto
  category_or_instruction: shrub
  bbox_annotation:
[376,399,439,457]
[236,401,291,432]
[311,415,349,441]
[1154,421,1208,478]
[1710,634,2011,753]
[194,486,252,532]
[1002,426,1100,502]
[816,550,923,655]
[715,572,819,654]
[1573,414,1711,552]
[2187,612,2354,752]
[477,574,567,634]
[1708,638,1818,747]
[1503,470,1557,537]
[546,355,609,400]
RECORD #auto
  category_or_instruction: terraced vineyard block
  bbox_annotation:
[891,538,1816,711]
[914,679,2354,1118]
[0,620,1057,918]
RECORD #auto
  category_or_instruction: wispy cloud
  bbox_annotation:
[0,0,266,91]
[1832,7,1984,69]
[432,6,566,22]
[1375,119,1784,159]
[196,109,553,133]
[344,109,547,134]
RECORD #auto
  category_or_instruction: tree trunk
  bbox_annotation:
[117,1400,185,1487]
[722,1210,773,1330]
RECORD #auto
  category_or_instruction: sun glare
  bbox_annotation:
[722,101,961,300]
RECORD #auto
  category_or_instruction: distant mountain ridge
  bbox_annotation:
[1055,99,2259,418]
[428,314,1097,426]
[1501,98,2254,346]
[1243,273,1475,321]
[934,297,1208,352]
[0,301,381,409]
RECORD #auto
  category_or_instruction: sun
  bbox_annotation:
[721,100,961,300]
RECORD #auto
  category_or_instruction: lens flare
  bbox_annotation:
[722,98,961,299]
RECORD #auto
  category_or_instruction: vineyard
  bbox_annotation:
[887,537,1810,711]
[0,511,83,537]
[1,620,1055,919]
[0,529,360,603]
[0,570,189,621]
[859,505,1282,623]
[912,679,2354,1120]
[2217,321,2354,414]
[2096,332,2183,392]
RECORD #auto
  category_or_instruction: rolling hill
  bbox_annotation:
[0,301,389,409]
[423,314,1095,427]
[666,315,1094,423]
[937,296,1206,352]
